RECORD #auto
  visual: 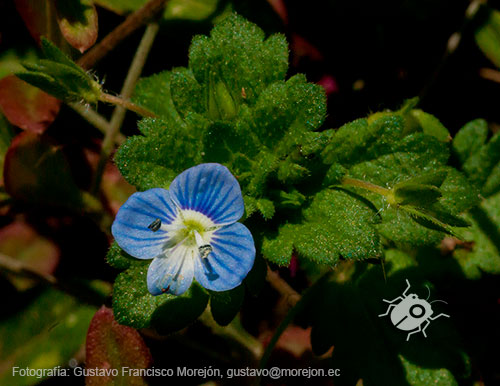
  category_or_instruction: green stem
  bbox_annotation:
[91,22,159,195]
[68,102,126,144]
[341,177,396,204]
[199,308,264,359]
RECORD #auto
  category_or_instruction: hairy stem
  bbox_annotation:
[77,0,168,70]
[99,92,157,118]
[341,177,393,198]
[91,22,159,195]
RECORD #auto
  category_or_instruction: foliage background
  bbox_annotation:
[0,0,499,385]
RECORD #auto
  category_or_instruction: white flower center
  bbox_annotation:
[158,209,218,258]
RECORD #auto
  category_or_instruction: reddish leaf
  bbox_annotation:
[291,34,323,66]
[56,0,98,53]
[84,148,136,216]
[0,75,60,133]
[266,0,288,24]
[317,75,339,96]
[3,131,82,207]
[0,221,60,291]
[86,306,152,386]
[14,0,66,46]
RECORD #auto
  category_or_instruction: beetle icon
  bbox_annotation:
[378,279,450,341]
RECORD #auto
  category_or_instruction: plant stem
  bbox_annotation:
[0,252,56,285]
[67,102,126,144]
[266,266,301,307]
[91,22,159,195]
[77,0,168,70]
[0,253,108,306]
[341,176,393,198]
[199,308,264,359]
[479,67,500,84]
[419,0,484,100]
[99,92,157,118]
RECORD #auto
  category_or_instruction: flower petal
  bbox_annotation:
[112,188,177,259]
[194,223,255,291]
[147,244,195,296]
[169,163,244,225]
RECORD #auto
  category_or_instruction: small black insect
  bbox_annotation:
[148,218,162,232]
[199,244,213,259]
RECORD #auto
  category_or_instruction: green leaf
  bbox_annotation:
[475,8,500,68]
[256,198,275,220]
[0,289,96,385]
[394,183,442,207]
[133,70,185,126]
[453,191,500,279]
[452,119,488,166]
[209,285,245,326]
[263,189,381,266]
[300,251,470,385]
[250,74,326,148]
[94,0,219,21]
[112,263,209,331]
[151,283,209,334]
[188,14,288,106]
[115,118,203,191]
[408,109,451,142]
[18,39,101,103]
[106,241,143,270]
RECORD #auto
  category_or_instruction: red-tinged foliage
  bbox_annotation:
[0,75,60,133]
[266,0,288,25]
[55,0,98,53]
[3,131,82,207]
[14,0,62,44]
[0,221,60,290]
[85,306,152,386]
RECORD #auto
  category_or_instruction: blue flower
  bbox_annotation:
[112,163,256,296]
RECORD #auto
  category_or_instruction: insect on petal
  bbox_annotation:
[194,223,255,291]
[112,188,177,259]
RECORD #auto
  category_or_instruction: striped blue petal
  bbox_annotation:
[169,163,244,225]
[111,188,177,259]
[193,223,255,291]
[147,245,195,296]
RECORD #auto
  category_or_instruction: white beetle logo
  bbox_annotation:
[378,279,450,341]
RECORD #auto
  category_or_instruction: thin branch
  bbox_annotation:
[99,92,157,118]
[0,252,56,285]
[0,252,108,306]
[91,22,160,195]
[479,67,500,84]
[266,266,301,307]
[198,309,264,360]
[67,102,126,144]
[77,0,168,70]
[419,0,485,100]
[341,177,392,197]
